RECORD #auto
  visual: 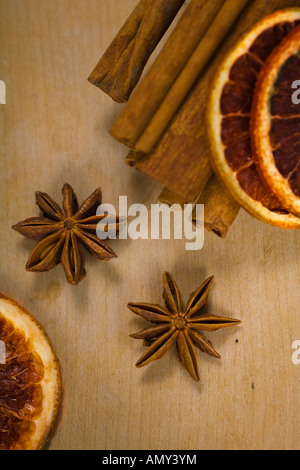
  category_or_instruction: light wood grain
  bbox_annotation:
[1,0,300,450]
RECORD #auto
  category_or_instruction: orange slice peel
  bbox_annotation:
[207,9,300,228]
[0,295,61,450]
[252,25,300,217]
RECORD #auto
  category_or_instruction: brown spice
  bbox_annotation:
[129,272,241,382]
[193,176,240,239]
[88,0,185,103]
[157,176,240,239]
[111,0,225,145]
[157,186,188,209]
[12,184,125,286]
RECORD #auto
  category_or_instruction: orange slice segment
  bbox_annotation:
[252,26,300,216]
[207,9,300,228]
[0,295,61,450]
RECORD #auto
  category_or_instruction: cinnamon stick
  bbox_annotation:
[133,70,214,203]
[158,186,188,209]
[88,0,185,103]
[192,176,240,239]
[111,0,225,144]
[157,177,240,238]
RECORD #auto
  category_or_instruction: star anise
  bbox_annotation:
[12,184,124,286]
[128,273,241,382]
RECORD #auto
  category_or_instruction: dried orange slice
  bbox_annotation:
[252,26,300,217]
[0,295,61,450]
[207,10,300,228]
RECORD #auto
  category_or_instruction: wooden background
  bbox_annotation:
[1,0,300,451]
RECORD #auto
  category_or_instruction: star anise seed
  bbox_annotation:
[12,184,125,286]
[128,272,241,382]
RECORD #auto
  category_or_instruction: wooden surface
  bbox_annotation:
[1,0,300,451]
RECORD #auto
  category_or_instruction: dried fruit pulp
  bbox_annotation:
[208,10,300,227]
[0,296,61,450]
[252,26,300,216]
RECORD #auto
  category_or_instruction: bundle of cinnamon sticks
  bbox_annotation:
[89,0,291,238]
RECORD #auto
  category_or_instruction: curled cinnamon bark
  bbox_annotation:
[193,176,240,239]
[88,0,185,103]
[157,177,240,239]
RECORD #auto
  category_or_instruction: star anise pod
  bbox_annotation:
[12,184,124,286]
[128,273,241,382]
